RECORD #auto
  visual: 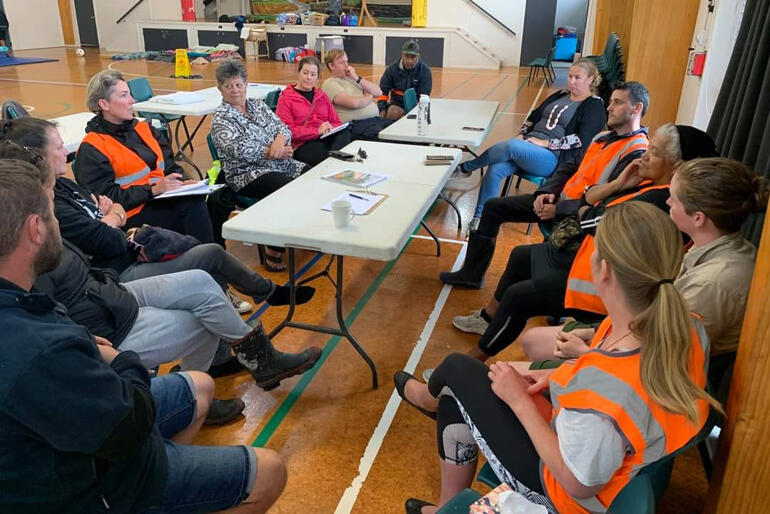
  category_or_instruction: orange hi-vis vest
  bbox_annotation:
[542,315,710,513]
[81,121,165,218]
[561,131,649,200]
[563,183,670,315]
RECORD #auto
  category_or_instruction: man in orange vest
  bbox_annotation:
[440,81,650,289]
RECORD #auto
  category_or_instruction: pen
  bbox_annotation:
[348,193,365,200]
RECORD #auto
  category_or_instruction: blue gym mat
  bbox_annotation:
[0,56,58,67]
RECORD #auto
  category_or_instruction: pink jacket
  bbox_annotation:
[276,84,343,148]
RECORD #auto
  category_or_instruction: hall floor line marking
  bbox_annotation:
[333,243,467,513]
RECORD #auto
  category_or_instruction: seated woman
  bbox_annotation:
[73,70,215,243]
[276,55,353,167]
[520,157,765,386]
[395,202,721,513]
[450,124,717,363]
[210,59,308,271]
[461,59,607,231]
[0,117,315,315]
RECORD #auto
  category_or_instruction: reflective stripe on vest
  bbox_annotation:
[81,121,165,218]
[542,316,709,513]
[561,133,649,200]
[563,184,670,315]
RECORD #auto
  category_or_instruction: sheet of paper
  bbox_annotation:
[321,191,385,215]
[320,122,350,139]
[154,179,224,199]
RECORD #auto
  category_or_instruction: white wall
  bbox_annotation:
[92,0,187,53]
[676,0,746,129]
[427,0,524,67]
[3,0,64,50]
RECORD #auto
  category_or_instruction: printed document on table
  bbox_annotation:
[321,191,386,215]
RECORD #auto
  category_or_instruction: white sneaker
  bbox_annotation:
[226,290,253,314]
[452,309,489,335]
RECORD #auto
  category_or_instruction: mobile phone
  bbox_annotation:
[426,155,454,160]
[461,126,485,131]
[328,150,355,161]
[406,114,417,119]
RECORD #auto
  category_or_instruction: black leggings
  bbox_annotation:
[237,171,295,200]
[429,353,545,494]
[477,243,599,356]
[477,193,541,238]
[125,196,214,244]
[293,129,352,167]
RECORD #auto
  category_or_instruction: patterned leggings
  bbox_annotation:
[430,353,556,513]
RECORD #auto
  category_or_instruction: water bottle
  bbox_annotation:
[417,94,431,136]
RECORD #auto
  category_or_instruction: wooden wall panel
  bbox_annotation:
[591,0,635,59]
[705,202,770,513]
[58,0,75,46]
[625,0,700,130]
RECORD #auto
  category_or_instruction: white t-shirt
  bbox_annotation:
[555,409,626,487]
[322,76,379,122]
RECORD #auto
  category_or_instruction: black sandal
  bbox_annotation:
[394,371,437,420]
[257,245,286,273]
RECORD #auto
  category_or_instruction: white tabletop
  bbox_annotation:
[221,141,461,261]
[378,98,499,148]
[132,83,282,117]
[53,112,96,153]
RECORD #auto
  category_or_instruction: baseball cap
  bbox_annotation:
[402,40,421,55]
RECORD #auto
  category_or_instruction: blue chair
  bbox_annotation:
[128,77,192,151]
[403,87,418,113]
[501,172,549,236]
[264,88,280,112]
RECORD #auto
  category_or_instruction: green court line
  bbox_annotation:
[252,211,437,447]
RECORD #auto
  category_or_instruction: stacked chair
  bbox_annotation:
[587,32,626,106]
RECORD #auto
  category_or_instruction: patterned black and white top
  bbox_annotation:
[211,98,305,192]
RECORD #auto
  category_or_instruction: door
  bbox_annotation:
[74,0,98,47]
[520,0,557,65]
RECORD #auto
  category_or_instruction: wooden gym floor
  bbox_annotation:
[1,46,707,513]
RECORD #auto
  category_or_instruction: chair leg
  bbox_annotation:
[527,66,533,86]
[515,176,523,190]
[180,118,192,153]
[526,222,533,235]
[502,175,512,197]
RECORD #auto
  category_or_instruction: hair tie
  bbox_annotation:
[656,278,674,287]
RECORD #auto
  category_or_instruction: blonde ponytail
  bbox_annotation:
[595,202,721,423]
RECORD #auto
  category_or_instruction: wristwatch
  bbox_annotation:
[356,76,362,84]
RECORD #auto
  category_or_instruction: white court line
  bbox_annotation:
[526,81,546,118]
[334,243,468,514]
[0,78,88,87]
[410,234,466,245]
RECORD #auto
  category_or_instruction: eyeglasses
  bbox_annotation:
[3,139,45,166]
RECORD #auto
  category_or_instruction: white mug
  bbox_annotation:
[331,200,356,228]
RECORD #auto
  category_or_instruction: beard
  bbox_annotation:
[33,221,62,276]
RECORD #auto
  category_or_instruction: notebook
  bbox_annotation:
[322,169,388,187]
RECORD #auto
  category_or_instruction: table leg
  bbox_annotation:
[437,193,462,231]
[173,115,204,177]
[420,220,441,256]
[267,249,379,389]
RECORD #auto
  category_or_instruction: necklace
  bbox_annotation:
[545,103,571,130]
[600,330,635,352]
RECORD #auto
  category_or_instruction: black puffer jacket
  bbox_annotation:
[33,240,138,346]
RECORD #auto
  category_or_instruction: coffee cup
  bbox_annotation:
[331,200,356,228]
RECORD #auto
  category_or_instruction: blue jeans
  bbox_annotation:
[467,138,558,217]
[143,373,257,513]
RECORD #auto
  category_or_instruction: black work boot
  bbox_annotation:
[439,231,496,289]
[232,323,322,390]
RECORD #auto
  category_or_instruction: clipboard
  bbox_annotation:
[348,190,389,215]
[321,190,389,215]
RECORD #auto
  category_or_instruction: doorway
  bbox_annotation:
[74,0,98,47]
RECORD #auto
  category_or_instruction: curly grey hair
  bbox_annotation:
[655,123,682,164]
[215,59,248,87]
[86,70,126,114]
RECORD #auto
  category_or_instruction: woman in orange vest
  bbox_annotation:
[74,70,216,244]
[449,124,717,363]
[395,202,721,514]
